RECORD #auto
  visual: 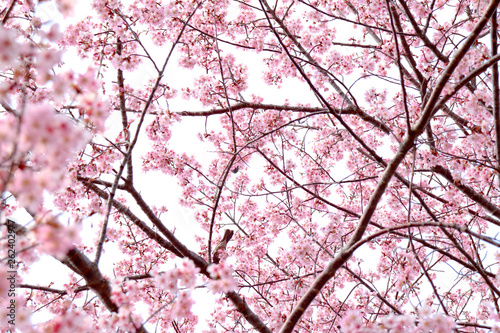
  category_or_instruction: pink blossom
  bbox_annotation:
[207,263,236,294]
[170,291,195,320]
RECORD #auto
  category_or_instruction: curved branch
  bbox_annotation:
[176,102,392,134]
[432,165,500,223]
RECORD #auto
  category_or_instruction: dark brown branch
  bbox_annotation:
[116,37,134,185]
[226,291,272,333]
[93,37,129,264]
[390,5,426,85]
[1,0,16,25]
[78,178,184,257]
[125,185,209,268]
[432,165,500,224]
[7,247,139,333]
[434,53,500,115]
[409,237,449,315]
[205,17,239,264]
[387,3,412,132]
[297,0,414,37]
[257,148,360,218]
[176,102,392,134]
[18,284,68,295]
[79,178,272,332]
[378,223,497,278]
[64,248,118,312]
[439,227,500,300]
[260,0,356,107]
[343,266,403,315]
[397,0,449,63]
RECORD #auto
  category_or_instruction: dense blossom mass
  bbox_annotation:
[2,0,500,331]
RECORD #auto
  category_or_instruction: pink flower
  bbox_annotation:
[0,27,19,68]
[170,291,195,320]
[207,263,236,294]
[33,214,80,258]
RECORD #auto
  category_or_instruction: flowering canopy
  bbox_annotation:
[2,0,500,332]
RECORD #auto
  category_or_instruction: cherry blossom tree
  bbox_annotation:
[2,0,500,331]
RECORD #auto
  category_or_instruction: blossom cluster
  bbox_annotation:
[207,263,237,294]
[155,258,201,292]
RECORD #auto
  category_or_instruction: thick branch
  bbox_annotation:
[226,292,272,333]
[65,248,118,312]
[1,0,16,25]
[432,165,500,224]
[176,102,391,134]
